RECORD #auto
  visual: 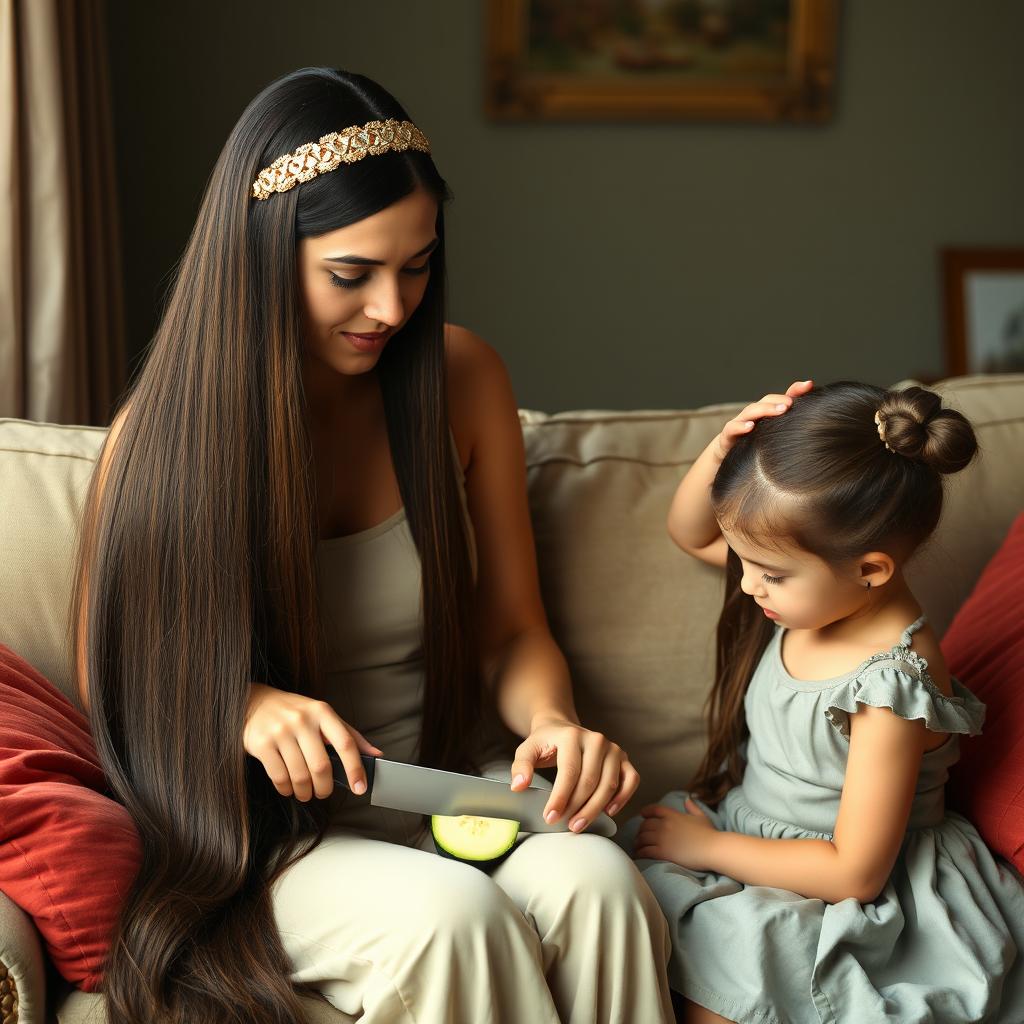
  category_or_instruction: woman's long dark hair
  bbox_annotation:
[690,382,978,804]
[70,68,480,1024]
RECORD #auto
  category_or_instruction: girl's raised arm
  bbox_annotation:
[667,381,812,565]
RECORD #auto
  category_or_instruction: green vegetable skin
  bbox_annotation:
[431,814,520,871]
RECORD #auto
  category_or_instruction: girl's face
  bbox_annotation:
[296,187,438,378]
[719,525,868,631]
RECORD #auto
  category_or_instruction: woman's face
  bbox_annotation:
[296,187,438,379]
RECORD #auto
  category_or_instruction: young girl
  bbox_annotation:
[619,380,1024,1023]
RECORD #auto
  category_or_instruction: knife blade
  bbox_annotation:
[328,750,617,838]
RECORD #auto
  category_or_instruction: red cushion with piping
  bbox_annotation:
[0,644,140,991]
[944,511,1024,875]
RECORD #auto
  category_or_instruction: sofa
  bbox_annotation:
[1,372,1022,1024]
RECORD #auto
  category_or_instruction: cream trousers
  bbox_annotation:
[270,763,674,1024]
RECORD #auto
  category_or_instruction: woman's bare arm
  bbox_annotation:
[446,325,637,829]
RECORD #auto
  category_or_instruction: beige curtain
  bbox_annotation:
[0,0,125,425]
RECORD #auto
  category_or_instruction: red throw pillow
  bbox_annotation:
[944,511,1024,875]
[0,645,140,991]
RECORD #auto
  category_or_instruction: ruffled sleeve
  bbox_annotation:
[824,657,986,739]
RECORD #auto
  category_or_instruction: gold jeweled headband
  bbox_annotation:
[251,119,430,201]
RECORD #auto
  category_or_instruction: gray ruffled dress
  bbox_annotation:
[618,617,1024,1023]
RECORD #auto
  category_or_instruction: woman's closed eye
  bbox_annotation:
[761,572,785,585]
[329,263,431,290]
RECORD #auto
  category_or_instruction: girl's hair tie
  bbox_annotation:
[873,410,895,453]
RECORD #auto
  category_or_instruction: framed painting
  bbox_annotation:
[486,0,839,121]
[942,249,1024,376]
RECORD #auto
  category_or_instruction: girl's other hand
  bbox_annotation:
[634,798,719,869]
[243,683,383,802]
[713,379,813,461]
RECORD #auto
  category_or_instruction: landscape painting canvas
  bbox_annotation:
[487,0,839,121]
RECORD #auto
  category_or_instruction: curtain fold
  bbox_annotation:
[0,0,125,425]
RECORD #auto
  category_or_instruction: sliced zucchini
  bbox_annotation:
[431,814,520,871]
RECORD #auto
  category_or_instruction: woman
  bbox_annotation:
[72,67,673,1024]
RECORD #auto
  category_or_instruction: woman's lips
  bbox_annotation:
[342,330,390,353]
[759,605,780,620]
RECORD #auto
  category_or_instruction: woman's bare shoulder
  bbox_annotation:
[444,323,506,379]
[443,324,517,470]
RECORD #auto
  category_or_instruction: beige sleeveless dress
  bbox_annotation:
[270,440,674,1023]
[314,444,490,846]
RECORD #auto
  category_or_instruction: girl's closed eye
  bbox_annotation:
[761,572,785,585]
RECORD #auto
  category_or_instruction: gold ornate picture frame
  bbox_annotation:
[486,0,839,122]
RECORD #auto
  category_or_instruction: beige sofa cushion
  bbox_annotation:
[0,419,105,707]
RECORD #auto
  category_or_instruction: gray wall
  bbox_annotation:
[106,0,1024,412]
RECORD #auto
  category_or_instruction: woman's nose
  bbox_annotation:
[364,278,403,327]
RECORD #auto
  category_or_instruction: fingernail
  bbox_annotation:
[512,774,525,789]
[545,809,559,824]
[607,802,620,816]
[570,818,586,832]
[776,403,786,411]
[353,780,366,795]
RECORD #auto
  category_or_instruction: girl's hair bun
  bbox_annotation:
[877,386,978,474]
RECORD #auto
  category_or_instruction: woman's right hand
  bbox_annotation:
[712,379,814,461]
[243,683,384,802]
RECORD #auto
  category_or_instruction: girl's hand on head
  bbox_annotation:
[510,716,639,832]
[243,683,383,802]
[713,379,813,461]
[634,798,719,869]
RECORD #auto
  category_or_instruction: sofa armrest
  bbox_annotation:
[0,889,45,1024]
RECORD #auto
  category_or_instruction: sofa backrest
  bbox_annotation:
[0,419,106,708]
[1,373,1022,813]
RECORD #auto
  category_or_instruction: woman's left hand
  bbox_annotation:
[510,716,639,832]
[634,798,719,868]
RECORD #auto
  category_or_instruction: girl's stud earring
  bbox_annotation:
[865,581,872,590]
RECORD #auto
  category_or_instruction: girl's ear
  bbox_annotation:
[858,551,896,589]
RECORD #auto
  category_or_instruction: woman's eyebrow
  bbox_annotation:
[322,237,439,266]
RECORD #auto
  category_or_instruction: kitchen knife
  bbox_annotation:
[327,750,617,838]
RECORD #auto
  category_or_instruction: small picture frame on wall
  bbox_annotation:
[942,249,1024,376]
[486,0,839,121]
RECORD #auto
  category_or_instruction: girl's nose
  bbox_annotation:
[739,569,763,597]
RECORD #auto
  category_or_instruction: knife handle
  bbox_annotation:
[327,748,377,793]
